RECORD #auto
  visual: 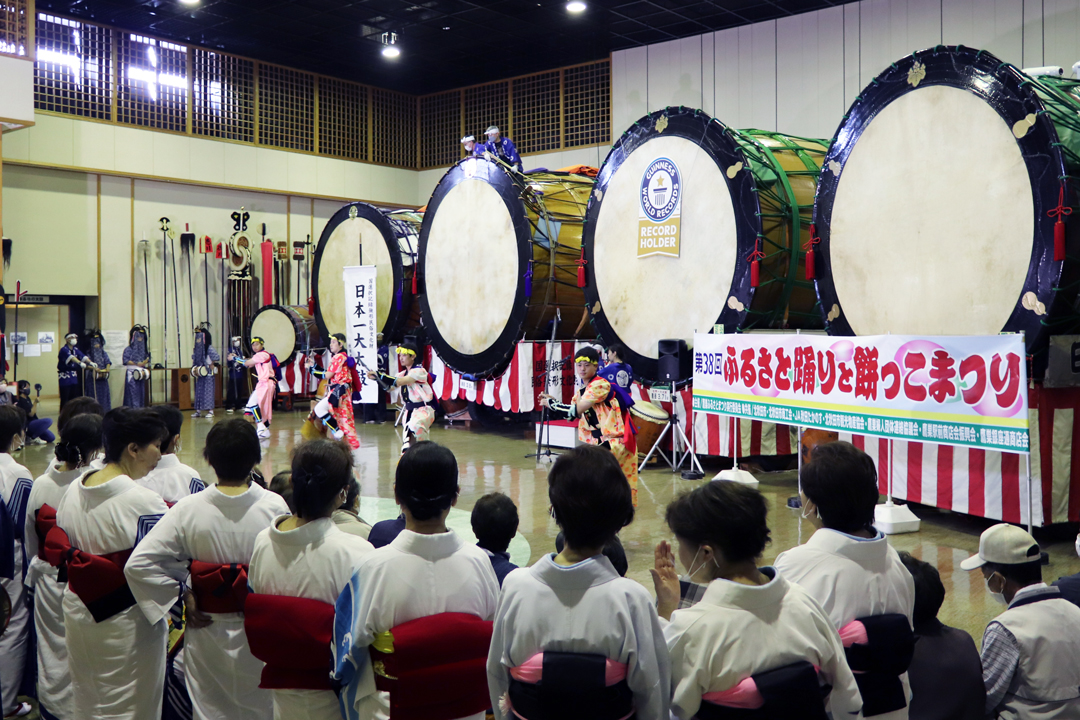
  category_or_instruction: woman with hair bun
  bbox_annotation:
[52,406,171,719]
[23,413,103,720]
[333,441,500,719]
[246,439,374,720]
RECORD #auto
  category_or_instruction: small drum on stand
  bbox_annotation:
[246,304,321,366]
[191,365,217,378]
[312,202,422,346]
[94,369,110,381]
[812,46,1080,376]
[419,158,596,377]
[582,107,827,384]
[126,366,150,381]
[630,400,669,461]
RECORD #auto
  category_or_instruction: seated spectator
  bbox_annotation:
[1050,531,1080,607]
[15,380,54,444]
[556,531,628,577]
[898,551,984,720]
[961,523,1080,718]
[368,513,406,548]
[332,478,372,539]
[268,470,293,511]
[472,492,519,584]
[139,405,203,505]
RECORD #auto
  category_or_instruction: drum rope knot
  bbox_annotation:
[576,246,587,288]
[1049,184,1073,262]
[747,237,767,288]
[802,223,822,281]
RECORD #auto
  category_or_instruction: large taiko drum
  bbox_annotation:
[418,158,595,377]
[247,304,320,365]
[312,202,421,345]
[812,46,1080,376]
[583,107,826,384]
[630,400,669,460]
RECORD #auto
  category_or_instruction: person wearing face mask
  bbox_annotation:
[16,379,54,445]
[960,523,1080,719]
[774,441,914,720]
[86,329,113,411]
[50,407,171,720]
[122,325,151,408]
[654,480,863,720]
[225,335,249,414]
[23,414,103,720]
[0,405,32,718]
[58,332,96,408]
[139,404,204,506]
[191,326,220,419]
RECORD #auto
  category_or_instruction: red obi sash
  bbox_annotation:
[245,594,335,690]
[189,560,249,614]
[369,612,493,720]
[35,504,59,561]
[43,526,135,623]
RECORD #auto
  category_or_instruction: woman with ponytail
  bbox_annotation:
[246,439,374,720]
[24,413,103,720]
[333,441,500,720]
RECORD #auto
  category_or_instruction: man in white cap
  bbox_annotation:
[961,522,1080,718]
[460,135,482,156]
[482,125,522,172]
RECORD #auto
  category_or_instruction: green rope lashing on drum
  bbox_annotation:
[975,49,985,61]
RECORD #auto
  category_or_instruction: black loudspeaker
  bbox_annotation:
[657,338,687,382]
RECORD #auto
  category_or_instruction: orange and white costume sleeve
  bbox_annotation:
[244,351,275,425]
[399,367,435,442]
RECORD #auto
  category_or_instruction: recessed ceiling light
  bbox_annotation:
[566,1,586,13]
[382,45,400,58]
[179,0,200,5]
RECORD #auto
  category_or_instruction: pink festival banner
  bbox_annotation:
[691,333,1029,454]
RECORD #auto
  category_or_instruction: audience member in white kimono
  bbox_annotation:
[487,445,671,720]
[333,441,500,720]
[652,479,863,720]
[138,405,205,505]
[775,441,914,720]
[0,405,32,718]
[247,440,374,720]
[127,418,289,720]
[24,414,103,720]
[53,407,171,720]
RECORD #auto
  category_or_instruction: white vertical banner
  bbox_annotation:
[343,265,378,404]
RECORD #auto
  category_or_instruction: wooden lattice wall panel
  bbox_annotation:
[512,70,560,156]
[34,14,112,120]
[563,60,610,148]
[0,0,28,56]
[319,76,366,161]
[116,33,188,133]
[464,81,508,148]
[258,63,314,152]
[192,49,254,143]
[419,90,461,169]
[371,87,415,167]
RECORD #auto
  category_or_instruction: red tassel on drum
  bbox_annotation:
[1049,185,1072,262]
[747,238,765,289]
[803,224,821,281]
[576,246,587,288]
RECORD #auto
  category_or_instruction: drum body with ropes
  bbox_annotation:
[629,400,669,460]
[812,46,1080,376]
[246,304,320,366]
[418,156,595,377]
[582,107,826,385]
[312,202,421,346]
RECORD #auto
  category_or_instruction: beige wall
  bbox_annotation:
[5,305,67,398]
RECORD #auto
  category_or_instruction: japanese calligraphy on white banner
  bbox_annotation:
[343,265,378,404]
[692,333,1029,454]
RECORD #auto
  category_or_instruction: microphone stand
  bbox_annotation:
[526,309,561,462]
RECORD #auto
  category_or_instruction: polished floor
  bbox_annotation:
[17,401,1080,652]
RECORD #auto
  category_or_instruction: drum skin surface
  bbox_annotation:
[247,304,319,365]
[583,107,826,385]
[418,156,593,378]
[312,202,419,345]
[813,45,1080,375]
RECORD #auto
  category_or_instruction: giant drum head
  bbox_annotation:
[584,107,825,383]
[312,202,419,345]
[813,46,1080,374]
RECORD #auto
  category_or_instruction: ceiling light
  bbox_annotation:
[382,45,400,58]
[381,31,400,58]
[566,1,586,13]
[179,0,200,5]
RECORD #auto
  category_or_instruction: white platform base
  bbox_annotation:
[712,469,760,488]
[875,501,921,534]
[535,422,581,450]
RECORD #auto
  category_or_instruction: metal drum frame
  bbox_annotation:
[245,303,320,366]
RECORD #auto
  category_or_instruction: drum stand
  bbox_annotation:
[638,382,704,477]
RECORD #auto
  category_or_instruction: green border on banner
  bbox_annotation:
[692,392,1029,454]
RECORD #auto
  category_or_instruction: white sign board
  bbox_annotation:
[343,265,378,404]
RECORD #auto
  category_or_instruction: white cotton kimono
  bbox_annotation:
[55,472,170,720]
[664,566,863,720]
[775,528,915,720]
[0,453,34,716]
[23,463,87,720]
[487,554,672,720]
[248,516,374,720]
[342,529,501,720]
[126,483,291,720]
[138,453,205,505]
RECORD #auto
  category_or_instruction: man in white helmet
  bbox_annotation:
[460,135,482,156]
[482,125,522,172]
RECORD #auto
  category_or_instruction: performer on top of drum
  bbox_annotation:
[368,341,435,452]
[461,135,483,156]
[224,336,247,413]
[85,330,112,412]
[599,343,635,411]
[482,126,523,172]
[191,325,220,419]
[122,325,150,408]
[230,336,274,439]
[58,333,95,409]
[540,346,638,506]
[307,333,360,450]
